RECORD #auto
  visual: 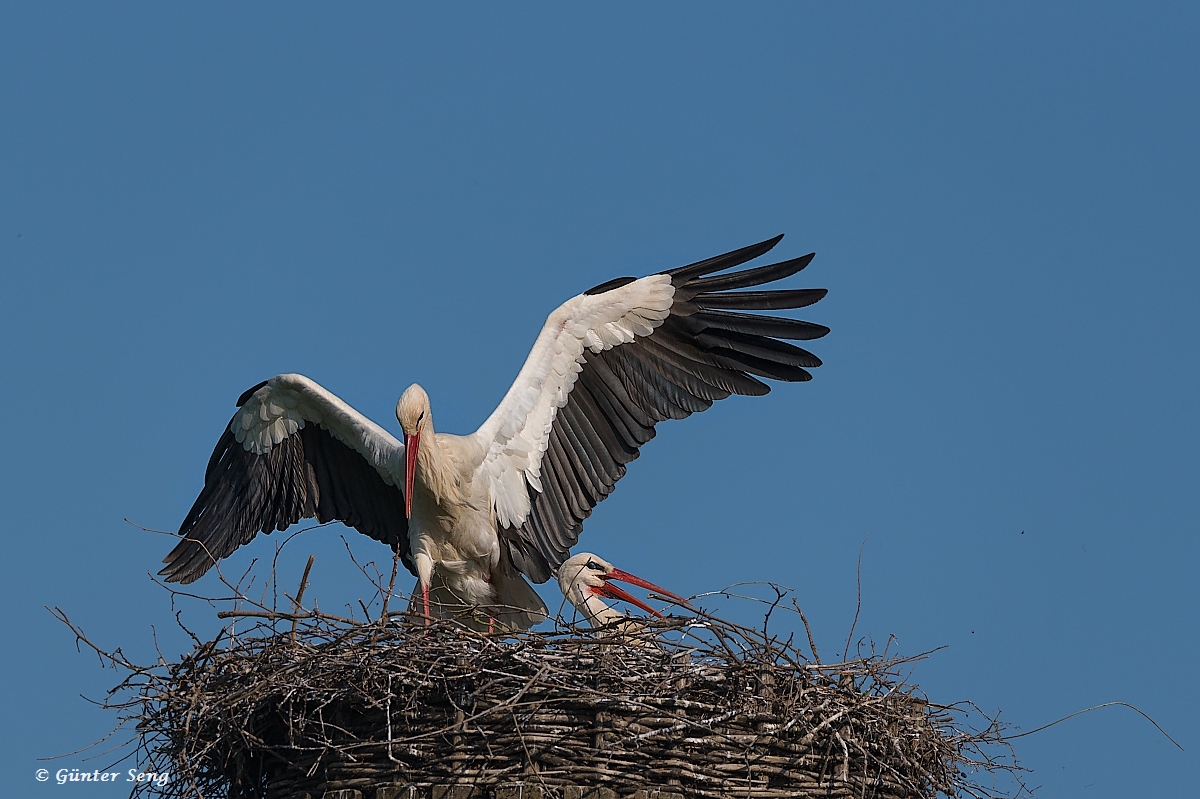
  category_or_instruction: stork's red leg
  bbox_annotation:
[423,583,431,625]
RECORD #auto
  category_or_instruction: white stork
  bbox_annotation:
[160,235,828,630]
[555,552,688,628]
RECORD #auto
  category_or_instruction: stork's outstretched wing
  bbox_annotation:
[161,373,411,584]
[474,235,828,583]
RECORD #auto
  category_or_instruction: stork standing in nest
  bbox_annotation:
[160,236,828,631]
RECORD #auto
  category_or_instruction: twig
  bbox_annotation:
[1002,701,1183,751]
[842,536,868,662]
[290,555,315,641]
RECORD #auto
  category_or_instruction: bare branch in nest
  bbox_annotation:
[288,555,315,641]
[1002,702,1183,751]
[843,536,869,662]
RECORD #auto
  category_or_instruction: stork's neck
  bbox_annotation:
[414,427,470,509]
[578,593,625,627]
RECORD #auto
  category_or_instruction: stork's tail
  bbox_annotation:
[490,568,549,631]
[412,569,548,632]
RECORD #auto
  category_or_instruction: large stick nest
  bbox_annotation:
[58,580,1016,799]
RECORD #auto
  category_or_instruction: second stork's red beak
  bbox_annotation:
[596,568,691,618]
[404,430,419,518]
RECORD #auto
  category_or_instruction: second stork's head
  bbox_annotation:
[396,383,432,518]
[556,552,689,627]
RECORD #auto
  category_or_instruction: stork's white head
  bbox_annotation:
[556,552,688,626]
[557,552,615,610]
[396,383,432,519]
[396,383,431,437]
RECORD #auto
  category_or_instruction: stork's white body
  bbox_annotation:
[404,428,546,629]
[407,432,493,604]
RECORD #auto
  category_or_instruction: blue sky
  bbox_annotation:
[2,4,1196,796]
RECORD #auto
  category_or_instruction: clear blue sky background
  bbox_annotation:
[2,4,1196,797]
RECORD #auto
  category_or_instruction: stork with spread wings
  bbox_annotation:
[161,235,828,630]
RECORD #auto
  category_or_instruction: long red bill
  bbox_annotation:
[596,580,664,618]
[404,431,419,518]
[604,568,692,612]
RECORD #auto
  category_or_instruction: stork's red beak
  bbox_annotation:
[596,568,691,618]
[403,431,419,518]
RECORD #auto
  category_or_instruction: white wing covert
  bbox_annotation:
[476,276,676,530]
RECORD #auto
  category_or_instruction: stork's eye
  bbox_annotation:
[417,410,425,424]
[585,560,603,571]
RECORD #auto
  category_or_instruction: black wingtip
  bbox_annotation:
[583,275,638,296]
[665,235,786,282]
[686,252,817,293]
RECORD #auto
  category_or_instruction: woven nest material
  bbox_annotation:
[60,585,1014,799]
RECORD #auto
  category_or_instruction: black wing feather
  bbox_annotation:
[695,287,827,311]
[686,253,815,293]
[160,420,411,584]
[665,234,784,282]
[682,310,830,342]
